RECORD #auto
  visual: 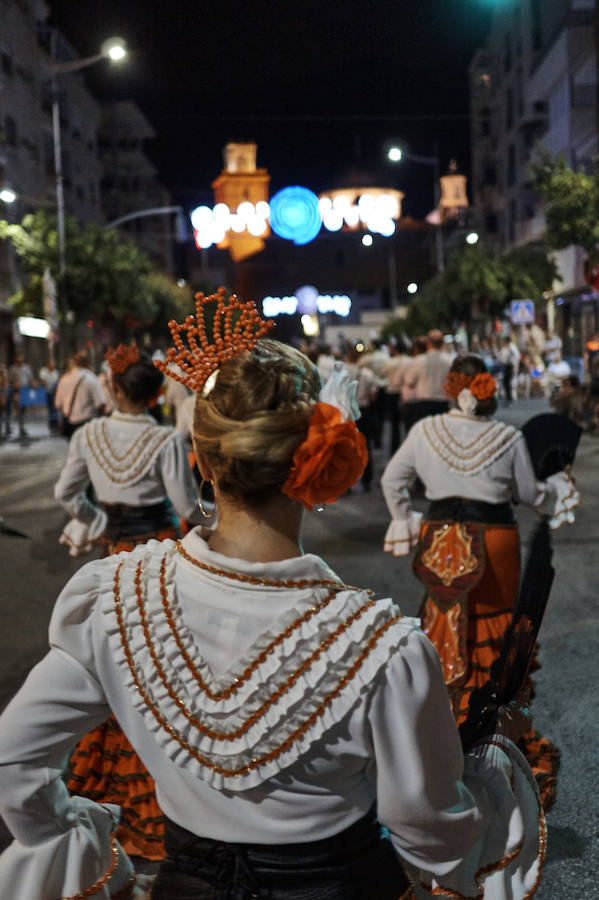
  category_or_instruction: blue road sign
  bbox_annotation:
[510,300,534,324]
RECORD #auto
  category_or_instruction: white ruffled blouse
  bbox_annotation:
[54,411,198,555]
[0,529,544,899]
[381,410,579,555]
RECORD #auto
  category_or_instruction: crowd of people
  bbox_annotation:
[0,298,581,899]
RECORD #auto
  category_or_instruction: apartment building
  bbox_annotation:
[469,0,597,347]
[0,0,173,361]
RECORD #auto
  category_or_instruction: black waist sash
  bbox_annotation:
[151,808,410,900]
[427,497,515,525]
[103,500,174,540]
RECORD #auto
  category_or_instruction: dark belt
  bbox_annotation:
[427,497,515,525]
[151,807,410,900]
[103,500,174,540]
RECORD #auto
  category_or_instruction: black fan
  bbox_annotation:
[521,413,582,480]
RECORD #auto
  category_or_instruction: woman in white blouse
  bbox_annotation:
[53,344,198,862]
[0,323,544,900]
[381,353,578,812]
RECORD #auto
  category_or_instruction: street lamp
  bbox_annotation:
[0,188,17,205]
[51,34,127,312]
[387,141,445,272]
[407,282,418,294]
[466,231,479,245]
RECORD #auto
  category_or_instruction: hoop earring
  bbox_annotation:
[198,478,213,518]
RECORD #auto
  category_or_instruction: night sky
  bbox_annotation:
[47,0,492,217]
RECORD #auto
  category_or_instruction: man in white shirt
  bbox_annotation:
[7,353,34,437]
[499,336,521,405]
[39,361,59,431]
[55,350,106,438]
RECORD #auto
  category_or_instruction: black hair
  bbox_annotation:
[112,354,164,406]
[450,353,497,417]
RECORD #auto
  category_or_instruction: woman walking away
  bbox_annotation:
[381,353,579,810]
[54,342,198,861]
[0,293,546,899]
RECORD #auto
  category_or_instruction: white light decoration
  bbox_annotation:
[247,216,268,236]
[407,282,418,294]
[362,234,373,247]
[375,193,399,218]
[262,292,351,317]
[358,194,376,222]
[237,201,255,221]
[323,209,344,232]
[344,206,360,228]
[255,200,270,219]
[190,206,213,230]
[17,316,51,338]
[229,214,245,233]
[466,231,479,245]
[318,196,333,216]
[388,147,402,162]
[332,195,351,215]
[377,218,396,237]
[0,188,17,204]
[213,203,231,223]
[301,314,320,336]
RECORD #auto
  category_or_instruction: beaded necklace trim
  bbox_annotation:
[85,418,172,485]
[175,540,361,591]
[59,821,119,899]
[160,553,364,701]
[112,555,402,780]
[422,415,520,475]
[136,556,376,740]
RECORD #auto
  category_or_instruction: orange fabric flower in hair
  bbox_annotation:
[282,402,368,510]
[444,371,473,399]
[469,373,497,400]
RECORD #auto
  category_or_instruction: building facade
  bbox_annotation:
[469,0,597,350]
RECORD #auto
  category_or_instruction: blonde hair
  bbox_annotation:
[193,339,321,503]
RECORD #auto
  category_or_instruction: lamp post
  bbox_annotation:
[50,34,127,312]
[387,142,445,272]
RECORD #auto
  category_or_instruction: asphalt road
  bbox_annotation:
[1,400,598,898]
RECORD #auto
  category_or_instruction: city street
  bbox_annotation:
[1,399,598,898]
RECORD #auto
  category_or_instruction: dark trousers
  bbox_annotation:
[503,363,514,403]
[401,400,449,435]
[387,393,402,457]
[151,810,410,900]
[357,405,376,488]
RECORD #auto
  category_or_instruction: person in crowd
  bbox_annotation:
[53,342,199,862]
[381,353,579,811]
[344,345,378,490]
[7,352,35,437]
[550,374,585,426]
[544,353,571,399]
[515,350,532,400]
[384,339,411,456]
[498,334,520,405]
[55,349,106,438]
[0,294,545,900]
[399,331,451,433]
[98,359,117,416]
[315,342,336,384]
[543,330,562,366]
[359,339,389,448]
[397,335,428,434]
[38,359,59,431]
[0,364,9,438]
[163,364,191,428]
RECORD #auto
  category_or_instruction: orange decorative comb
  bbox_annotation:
[155,287,275,393]
[105,343,140,375]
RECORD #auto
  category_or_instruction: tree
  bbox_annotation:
[0,210,182,341]
[381,241,557,340]
[530,152,599,264]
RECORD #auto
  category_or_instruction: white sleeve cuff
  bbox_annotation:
[59,509,107,557]
[538,472,580,530]
[0,798,134,900]
[383,511,423,556]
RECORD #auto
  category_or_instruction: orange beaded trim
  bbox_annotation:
[105,343,139,376]
[113,560,402,777]
[86,425,171,483]
[154,287,275,393]
[100,419,157,463]
[60,823,119,899]
[175,540,362,592]
[160,554,346,701]
[134,557,375,740]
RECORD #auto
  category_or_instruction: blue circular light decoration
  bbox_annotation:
[269,186,321,245]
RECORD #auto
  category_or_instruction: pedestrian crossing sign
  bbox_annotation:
[510,300,534,324]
